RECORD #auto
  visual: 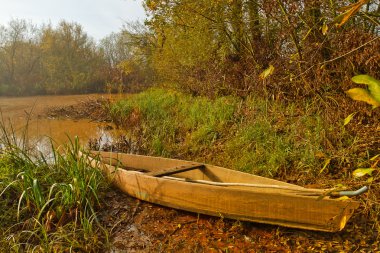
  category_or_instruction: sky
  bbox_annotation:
[0,0,146,40]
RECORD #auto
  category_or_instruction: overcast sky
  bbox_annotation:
[0,0,146,40]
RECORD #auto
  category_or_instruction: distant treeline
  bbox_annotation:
[0,20,152,96]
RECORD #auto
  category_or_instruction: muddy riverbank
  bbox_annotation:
[1,94,377,252]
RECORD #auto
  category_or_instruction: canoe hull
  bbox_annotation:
[85,151,360,232]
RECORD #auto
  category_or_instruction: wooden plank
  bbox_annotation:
[147,163,205,177]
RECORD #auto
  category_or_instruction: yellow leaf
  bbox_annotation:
[337,0,370,28]
[259,65,274,80]
[319,158,331,174]
[337,196,350,201]
[353,168,375,177]
[352,75,380,103]
[322,23,328,35]
[345,88,380,108]
[344,112,356,126]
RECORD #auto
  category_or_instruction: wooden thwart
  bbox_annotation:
[148,163,205,177]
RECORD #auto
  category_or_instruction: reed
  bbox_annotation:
[0,119,109,252]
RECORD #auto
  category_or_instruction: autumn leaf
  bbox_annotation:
[353,168,376,178]
[259,65,274,80]
[352,75,380,103]
[322,22,328,35]
[319,158,331,174]
[346,75,380,108]
[345,88,380,108]
[336,0,370,28]
[343,112,356,126]
[337,196,350,201]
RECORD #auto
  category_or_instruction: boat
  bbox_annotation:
[80,150,366,232]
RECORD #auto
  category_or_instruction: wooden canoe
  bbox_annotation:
[82,151,361,232]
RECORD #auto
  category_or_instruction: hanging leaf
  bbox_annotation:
[345,88,380,108]
[336,0,370,27]
[352,75,380,103]
[259,65,275,80]
[353,168,376,178]
[344,112,356,126]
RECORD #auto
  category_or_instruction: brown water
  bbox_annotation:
[0,94,125,152]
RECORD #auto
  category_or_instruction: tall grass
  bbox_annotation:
[109,88,350,177]
[110,88,239,156]
[0,120,109,252]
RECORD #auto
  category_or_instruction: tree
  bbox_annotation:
[143,0,380,97]
[40,21,103,94]
[0,19,42,95]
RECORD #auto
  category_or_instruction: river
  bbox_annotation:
[0,94,125,153]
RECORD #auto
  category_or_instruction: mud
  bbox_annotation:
[45,97,112,122]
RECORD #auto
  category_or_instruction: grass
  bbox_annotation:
[109,88,352,177]
[0,120,109,252]
[110,88,239,157]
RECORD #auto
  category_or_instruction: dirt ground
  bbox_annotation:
[100,187,377,253]
[12,97,378,252]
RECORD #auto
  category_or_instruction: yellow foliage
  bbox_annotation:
[117,61,134,75]
[345,88,380,108]
[337,0,370,27]
[259,65,274,80]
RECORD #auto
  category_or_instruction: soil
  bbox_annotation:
[101,187,377,252]
[35,97,380,252]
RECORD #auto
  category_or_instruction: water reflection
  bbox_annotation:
[0,118,121,157]
[0,94,125,156]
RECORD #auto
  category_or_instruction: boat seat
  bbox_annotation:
[148,163,205,177]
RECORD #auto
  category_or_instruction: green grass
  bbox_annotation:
[110,88,239,156]
[0,122,109,252]
[109,88,351,177]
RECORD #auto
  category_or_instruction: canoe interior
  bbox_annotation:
[90,150,305,189]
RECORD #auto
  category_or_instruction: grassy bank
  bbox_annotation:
[108,88,380,248]
[110,88,372,178]
[0,127,109,252]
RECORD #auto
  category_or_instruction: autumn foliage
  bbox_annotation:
[143,0,380,98]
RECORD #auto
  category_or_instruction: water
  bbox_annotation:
[0,94,124,155]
